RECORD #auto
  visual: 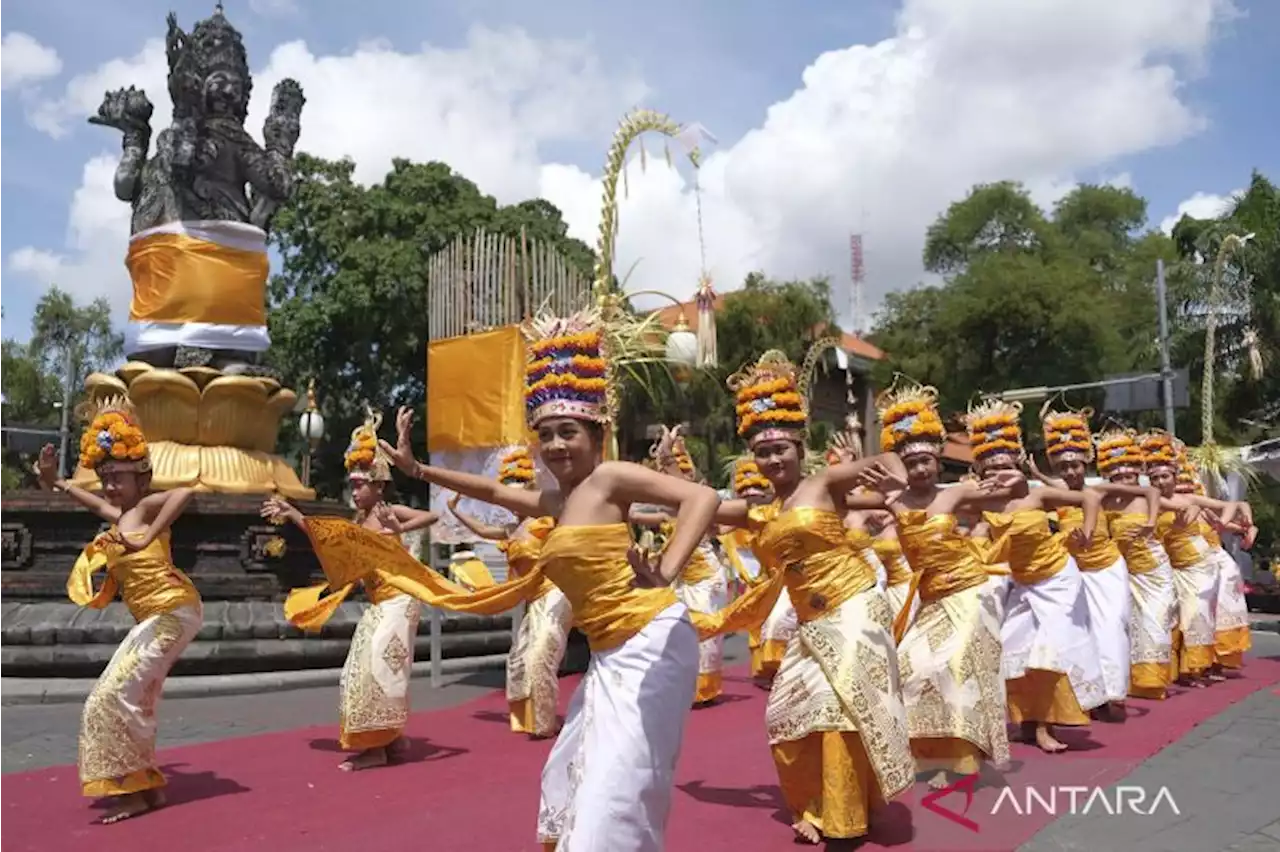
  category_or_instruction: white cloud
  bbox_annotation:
[1159,189,1241,234]
[2,32,63,90]
[9,0,1236,337]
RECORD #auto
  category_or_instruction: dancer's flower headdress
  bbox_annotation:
[77,395,149,474]
[876,378,946,458]
[824,413,865,465]
[496,445,536,487]
[1039,402,1094,464]
[345,407,391,482]
[728,350,808,446]
[1095,427,1144,477]
[1139,430,1179,474]
[726,454,772,497]
[1173,441,1203,494]
[964,399,1025,468]
[523,308,611,427]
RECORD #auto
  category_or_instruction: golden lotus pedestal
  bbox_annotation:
[70,361,314,500]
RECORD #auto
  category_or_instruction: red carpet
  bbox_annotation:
[3,657,1277,852]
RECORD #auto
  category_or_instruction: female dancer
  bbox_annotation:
[37,398,203,824]
[706,350,916,845]
[1094,429,1178,699]
[649,425,730,705]
[265,409,439,771]
[1035,407,1158,720]
[963,399,1108,753]
[1141,432,1247,687]
[860,382,1011,788]
[448,446,571,738]
[373,308,720,851]
[1176,450,1256,672]
[718,455,787,684]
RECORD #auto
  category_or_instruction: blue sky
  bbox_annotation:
[3,0,1276,344]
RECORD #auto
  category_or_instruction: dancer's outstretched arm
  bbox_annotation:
[380,407,546,518]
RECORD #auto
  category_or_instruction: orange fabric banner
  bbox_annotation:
[126,231,269,326]
[427,326,529,451]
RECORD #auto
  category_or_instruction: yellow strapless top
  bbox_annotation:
[847,528,874,551]
[896,511,988,600]
[1106,512,1166,574]
[1156,510,1206,569]
[870,536,915,587]
[498,517,558,601]
[982,508,1069,583]
[537,524,678,651]
[1198,519,1223,549]
[1055,506,1122,572]
[68,530,201,622]
[752,505,878,622]
[659,520,716,584]
[967,531,1012,575]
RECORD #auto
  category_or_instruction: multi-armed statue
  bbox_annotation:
[76,4,313,497]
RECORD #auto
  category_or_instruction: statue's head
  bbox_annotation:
[184,5,252,120]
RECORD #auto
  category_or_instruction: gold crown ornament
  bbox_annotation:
[344,407,391,482]
[876,378,946,458]
[728,351,809,446]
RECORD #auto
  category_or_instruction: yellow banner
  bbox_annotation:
[428,326,529,451]
[126,231,269,326]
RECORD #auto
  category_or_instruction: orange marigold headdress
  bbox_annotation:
[728,350,808,446]
[964,399,1025,468]
[496,445,537,487]
[1139,430,1179,473]
[1040,403,1094,464]
[1173,440,1203,494]
[77,395,149,473]
[1094,428,1144,477]
[345,407,391,482]
[729,455,772,497]
[876,379,946,458]
[522,308,613,427]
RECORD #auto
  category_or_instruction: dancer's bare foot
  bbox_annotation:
[1035,724,1068,754]
[1206,667,1227,683]
[927,770,951,790]
[143,788,167,809]
[100,792,154,824]
[792,819,822,844]
[340,747,388,771]
[1178,676,1208,689]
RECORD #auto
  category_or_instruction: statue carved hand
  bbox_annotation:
[89,87,154,133]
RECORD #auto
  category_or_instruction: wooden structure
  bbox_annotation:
[426,228,593,342]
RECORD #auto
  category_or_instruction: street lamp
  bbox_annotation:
[298,379,325,489]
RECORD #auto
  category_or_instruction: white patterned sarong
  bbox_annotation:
[339,593,420,749]
[537,602,698,851]
[1080,555,1132,702]
[507,586,574,737]
[1001,557,1108,712]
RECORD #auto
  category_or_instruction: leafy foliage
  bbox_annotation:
[265,154,594,498]
[874,182,1174,426]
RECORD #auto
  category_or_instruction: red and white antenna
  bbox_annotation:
[849,233,865,335]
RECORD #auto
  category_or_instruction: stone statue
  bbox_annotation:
[89,4,304,374]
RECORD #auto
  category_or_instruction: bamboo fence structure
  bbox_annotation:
[426,228,592,342]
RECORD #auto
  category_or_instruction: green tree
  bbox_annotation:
[619,274,843,486]
[266,154,595,498]
[871,182,1178,439]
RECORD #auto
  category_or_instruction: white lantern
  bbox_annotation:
[665,315,698,368]
[298,380,325,444]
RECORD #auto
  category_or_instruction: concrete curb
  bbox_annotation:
[1251,618,1280,635]
[1,654,509,707]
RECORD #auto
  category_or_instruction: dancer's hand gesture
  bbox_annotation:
[628,545,665,588]
[379,406,419,477]
[35,444,58,490]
